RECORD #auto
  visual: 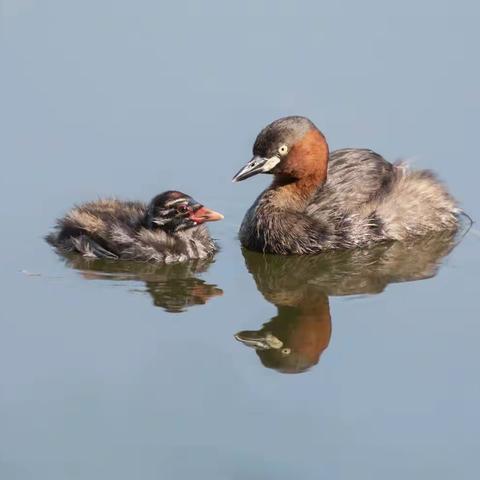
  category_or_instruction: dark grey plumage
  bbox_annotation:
[46,192,221,263]
[236,116,461,255]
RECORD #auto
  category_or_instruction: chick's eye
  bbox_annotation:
[177,204,189,213]
[278,144,288,155]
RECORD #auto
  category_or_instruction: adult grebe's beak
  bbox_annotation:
[232,155,281,182]
[190,205,224,224]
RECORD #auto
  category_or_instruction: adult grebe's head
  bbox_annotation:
[145,191,223,232]
[233,116,329,184]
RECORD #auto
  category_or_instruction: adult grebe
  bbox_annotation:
[233,116,459,254]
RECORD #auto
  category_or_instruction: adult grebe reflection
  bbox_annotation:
[235,231,459,373]
[57,254,222,313]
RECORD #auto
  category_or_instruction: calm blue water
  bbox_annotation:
[1,1,480,479]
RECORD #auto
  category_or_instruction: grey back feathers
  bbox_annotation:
[239,148,460,254]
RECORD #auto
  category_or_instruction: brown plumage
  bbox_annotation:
[46,191,223,263]
[233,116,461,255]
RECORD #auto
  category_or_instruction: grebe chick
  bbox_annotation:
[233,116,461,255]
[46,191,223,263]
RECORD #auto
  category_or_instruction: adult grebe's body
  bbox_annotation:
[47,191,223,263]
[233,116,459,254]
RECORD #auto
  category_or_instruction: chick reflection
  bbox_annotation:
[58,255,222,312]
[236,232,459,373]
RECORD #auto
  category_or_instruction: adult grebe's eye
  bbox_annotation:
[278,144,288,155]
[281,347,291,356]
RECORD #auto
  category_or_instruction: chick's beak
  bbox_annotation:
[190,206,224,224]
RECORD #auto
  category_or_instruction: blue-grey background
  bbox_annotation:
[1,1,479,478]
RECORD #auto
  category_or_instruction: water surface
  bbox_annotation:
[2,1,480,479]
